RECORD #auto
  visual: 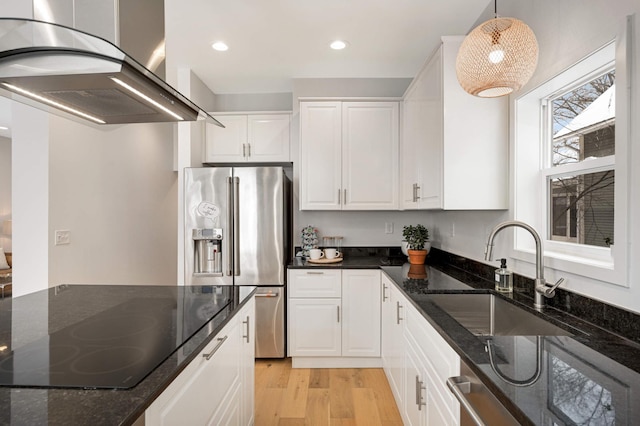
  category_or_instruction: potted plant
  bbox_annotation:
[402,224,430,265]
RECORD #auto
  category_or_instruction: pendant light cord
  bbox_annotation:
[494,0,498,18]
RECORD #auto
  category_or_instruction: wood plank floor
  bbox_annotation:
[255,358,403,425]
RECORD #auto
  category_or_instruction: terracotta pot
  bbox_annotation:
[407,249,428,265]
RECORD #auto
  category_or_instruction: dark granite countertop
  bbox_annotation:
[0,284,255,425]
[381,264,640,425]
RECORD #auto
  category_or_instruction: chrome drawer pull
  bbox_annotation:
[396,301,403,324]
[203,335,228,360]
[416,375,426,410]
[306,271,324,275]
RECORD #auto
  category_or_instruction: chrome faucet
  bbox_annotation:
[485,220,564,310]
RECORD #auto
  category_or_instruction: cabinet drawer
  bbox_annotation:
[288,269,341,298]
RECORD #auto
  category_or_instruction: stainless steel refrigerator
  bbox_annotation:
[184,166,291,358]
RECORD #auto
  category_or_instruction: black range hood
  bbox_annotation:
[0,18,223,126]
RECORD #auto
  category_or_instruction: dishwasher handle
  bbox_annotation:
[447,376,486,426]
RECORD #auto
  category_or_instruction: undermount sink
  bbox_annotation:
[427,294,573,337]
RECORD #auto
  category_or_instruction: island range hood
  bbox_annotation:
[0,18,223,126]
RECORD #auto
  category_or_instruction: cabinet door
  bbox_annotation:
[416,47,444,209]
[341,270,381,357]
[288,298,341,357]
[401,94,422,209]
[403,339,426,426]
[247,114,290,162]
[239,297,255,426]
[205,115,248,163]
[382,274,404,407]
[299,102,343,210]
[342,102,399,210]
[146,316,242,425]
[402,58,442,210]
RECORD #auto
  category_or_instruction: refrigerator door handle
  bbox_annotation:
[227,177,234,276]
[233,176,241,276]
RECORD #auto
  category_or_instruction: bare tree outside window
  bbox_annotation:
[548,71,615,247]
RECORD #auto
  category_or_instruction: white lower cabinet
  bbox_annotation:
[288,269,381,365]
[381,272,460,425]
[288,298,342,356]
[145,297,255,426]
[381,273,404,408]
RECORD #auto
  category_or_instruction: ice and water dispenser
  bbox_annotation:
[192,228,223,275]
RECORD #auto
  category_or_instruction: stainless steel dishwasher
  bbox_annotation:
[254,286,285,358]
[447,359,520,426]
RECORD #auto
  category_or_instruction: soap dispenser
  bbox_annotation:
[495,258,513,293]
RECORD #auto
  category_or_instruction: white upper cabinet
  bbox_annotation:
[205,113,291,163]
[299,101,399,210]
[299,102,343,209]
[401,36,508,210]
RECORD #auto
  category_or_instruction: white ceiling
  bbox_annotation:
[164,0,492,94]
[0,0,491,132]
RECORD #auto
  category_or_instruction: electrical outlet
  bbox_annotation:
[385,222,394,234]
[55,230,70,245]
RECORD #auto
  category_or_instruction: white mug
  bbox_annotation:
[324,248,341,259]
[309,249,324,260]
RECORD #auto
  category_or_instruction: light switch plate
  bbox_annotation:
[385,222,394,234]
[55,230,70,245]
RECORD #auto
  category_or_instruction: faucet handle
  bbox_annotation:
[543,278,565,298]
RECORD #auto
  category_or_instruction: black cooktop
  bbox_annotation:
[0,285,232,390]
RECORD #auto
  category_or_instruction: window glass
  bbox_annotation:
[551,71,615,166]
[549,171,615,247]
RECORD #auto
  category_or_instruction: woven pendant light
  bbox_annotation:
[456,0,538,97]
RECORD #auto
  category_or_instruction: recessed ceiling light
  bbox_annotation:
[211,41,229,52]
[330,40,348,50]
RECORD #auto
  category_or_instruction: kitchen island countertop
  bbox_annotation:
[0,284,255,425]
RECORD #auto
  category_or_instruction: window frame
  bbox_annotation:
[513,34,630,287]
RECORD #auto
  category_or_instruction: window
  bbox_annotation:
[545,71,615,248]
[513,36,629,286]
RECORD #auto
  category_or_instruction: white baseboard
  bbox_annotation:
[291,357,383,369]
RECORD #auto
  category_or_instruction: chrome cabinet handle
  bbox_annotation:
[242,316,250,343]
[382,284,388,302]
[203,335,228,360]
[447,376,486,426]
[343,189,347,205]
[247,143,251,158]
[416,375,426,410]
[306,271,324,275]
[338,189,341,205]
[412,183,421,202]
[337,305,340,323]
[243,143,246,157]
[396,301,403,324]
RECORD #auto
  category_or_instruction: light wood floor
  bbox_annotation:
[255,358,403,425]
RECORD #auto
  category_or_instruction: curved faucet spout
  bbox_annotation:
[484,220,562,310]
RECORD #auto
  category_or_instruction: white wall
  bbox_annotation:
[12,103,49,297]
[291,78,429,246]
[48,118,178,286]
[431,0,640,313]
[0,136,11,251]
[214,93,293,112]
